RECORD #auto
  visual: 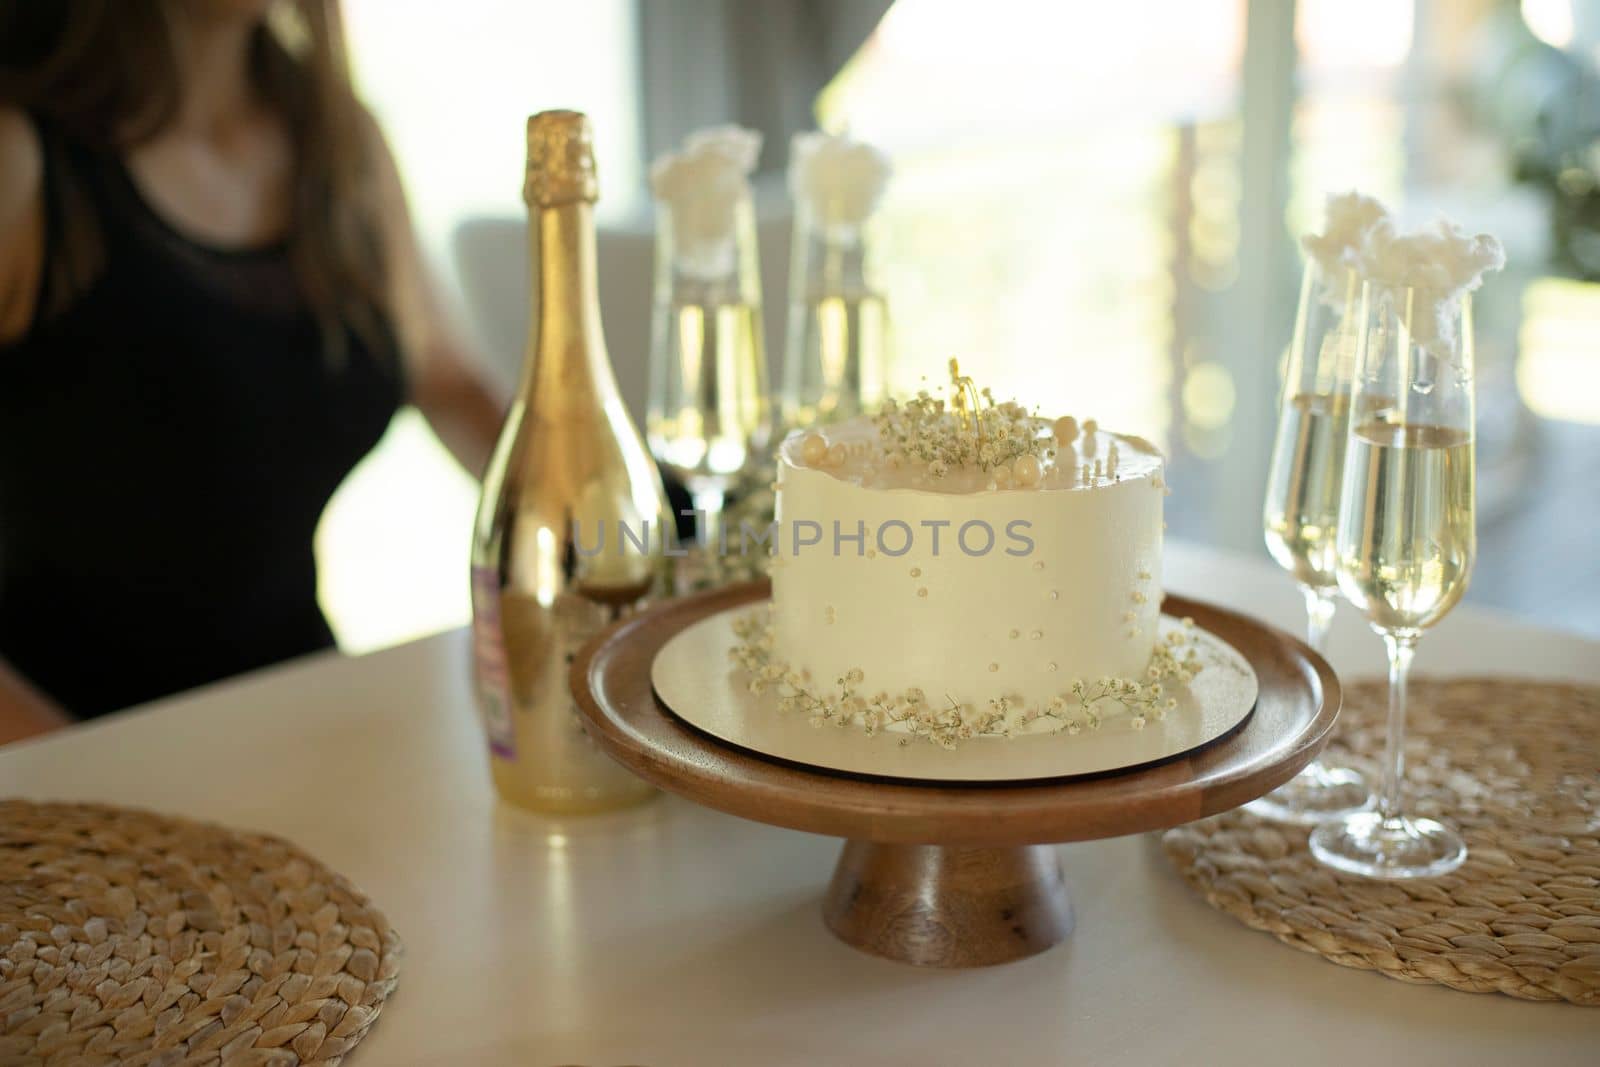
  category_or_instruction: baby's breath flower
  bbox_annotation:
[727,606,1207,749]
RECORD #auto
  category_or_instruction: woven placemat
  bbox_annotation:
[0,801,402,1065]
[1164,677,1600,1005]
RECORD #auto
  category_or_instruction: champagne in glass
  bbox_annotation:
[647,132,772,554]
[1246,259,1372,824]
[648,282,770,500]
[1310,274,1490,879]
[782,240,891,427]
[1263,391,1351,590]
[781,131,893,428]
[1335,422,1475,631]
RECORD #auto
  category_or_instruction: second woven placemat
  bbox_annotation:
[1163,677,1600,1005]
[0,800,403,1065]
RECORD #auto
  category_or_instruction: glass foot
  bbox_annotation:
[1242,760,1372,825]
[1308,811,1467,880]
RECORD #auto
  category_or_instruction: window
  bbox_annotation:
[817,0,1247,451]
[816,0,1600,631]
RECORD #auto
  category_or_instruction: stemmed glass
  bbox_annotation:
[1247,261,1373,824]
[1309,282,1475,878]
[781,199,890,428]
[645,192,772,553]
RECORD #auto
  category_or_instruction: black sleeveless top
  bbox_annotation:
[0,119,405,718]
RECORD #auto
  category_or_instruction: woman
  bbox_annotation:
[0,0,504,740]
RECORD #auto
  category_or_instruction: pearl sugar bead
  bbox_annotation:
[799,432,828,466]
[1012,453,1043,487]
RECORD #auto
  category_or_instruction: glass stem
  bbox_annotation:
[1301,586,1336,656]
[688,484,726,554]
[1379,631,1418,823]
[1295,587,1338,787]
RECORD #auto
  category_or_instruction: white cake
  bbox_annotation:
[730,374,1196,747]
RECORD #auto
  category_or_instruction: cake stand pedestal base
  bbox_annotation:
[824,842,1073,967]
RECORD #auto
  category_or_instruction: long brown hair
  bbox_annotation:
[0,0,389,359]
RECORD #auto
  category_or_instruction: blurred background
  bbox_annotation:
[318,0,1600,652]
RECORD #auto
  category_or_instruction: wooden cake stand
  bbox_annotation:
[571,581,1340,969]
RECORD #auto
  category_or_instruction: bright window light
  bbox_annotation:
[1297,0,1415,71]
[345,0,642,263]
[816,0,1247,448]
[315,411,479,654]
[1517,277,1600,425]
[1521,0,1577,49]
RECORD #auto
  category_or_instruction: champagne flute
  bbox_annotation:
[1309,282,1475,878]
[781,201,890,428]
[646,192,772,557]
[1247,261,1373,824]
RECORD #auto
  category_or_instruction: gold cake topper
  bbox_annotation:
[948,357,985,445]
[524,110,599,207]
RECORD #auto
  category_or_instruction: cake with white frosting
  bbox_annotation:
[730,363,1201,748]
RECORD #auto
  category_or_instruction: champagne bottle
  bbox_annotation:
[470,110,667,814]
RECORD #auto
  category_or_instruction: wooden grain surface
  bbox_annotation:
[823,842,1075,967]
[571,581,1340,847]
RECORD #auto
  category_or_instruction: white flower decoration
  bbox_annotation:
[1361,217,1505,358]
[650,125,763,279]
[789,131,892,240]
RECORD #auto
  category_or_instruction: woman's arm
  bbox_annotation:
[365,115,505,478]
[0,111,69,744]
[0,107,45,345]
[0,657,69,745]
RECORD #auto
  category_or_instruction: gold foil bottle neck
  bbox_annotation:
[524,110,599,207]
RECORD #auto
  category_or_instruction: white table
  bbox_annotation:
[3,543,1596,1065]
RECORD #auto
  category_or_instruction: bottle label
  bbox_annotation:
[470,565,516,760]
